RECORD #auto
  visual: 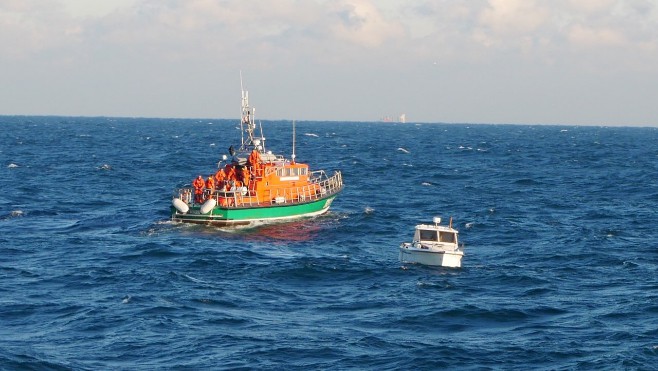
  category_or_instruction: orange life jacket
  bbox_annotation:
[193,177,205,189]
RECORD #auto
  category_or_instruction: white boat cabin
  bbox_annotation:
[416,227,457,244]
[414,218,458,245]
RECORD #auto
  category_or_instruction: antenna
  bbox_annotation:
[239,71,245,148]
[259,121,265,153]
[291,120,296,164]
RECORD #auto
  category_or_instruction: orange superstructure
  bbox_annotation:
[210,155,332,209]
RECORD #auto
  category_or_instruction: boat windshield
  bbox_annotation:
[439,232,455,243]
[419,229,438,241]
[419,229,455,243]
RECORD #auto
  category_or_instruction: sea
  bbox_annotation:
[1,116,657,370]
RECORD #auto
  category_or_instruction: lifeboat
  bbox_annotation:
[170,77,343,226]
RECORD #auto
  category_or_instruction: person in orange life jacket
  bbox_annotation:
[214,168,226,190]
[224,164,233,179]
[205,176,215,192]
[192,175,205,203]
[248,149,262,175]
[241,167,251,188]
[234,166,243,188]
[224,164,236,191]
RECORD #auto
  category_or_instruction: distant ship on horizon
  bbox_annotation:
[380,113,406,123]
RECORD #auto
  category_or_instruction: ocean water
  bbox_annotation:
[1,116,658,370]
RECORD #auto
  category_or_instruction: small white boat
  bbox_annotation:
[399,217,464,268]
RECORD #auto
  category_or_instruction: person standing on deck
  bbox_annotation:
[205,176,215,193]
[214,168,226,190]
[225,164,236,191]
[248,149,262,176]
[242,167,251,189]
[192,175,205,203]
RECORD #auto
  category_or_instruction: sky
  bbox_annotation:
[1,0,657,126]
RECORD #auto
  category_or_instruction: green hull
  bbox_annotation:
[171,194,337,226]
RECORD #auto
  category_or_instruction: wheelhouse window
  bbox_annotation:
[419,229,438,241]
[439,232,455,243]
[276,167,307,177]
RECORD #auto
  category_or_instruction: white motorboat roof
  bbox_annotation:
[415,217,458,234]
[412,217,459,245]
[415,224,458,235]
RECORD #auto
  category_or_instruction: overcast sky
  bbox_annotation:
[1,0,657,125]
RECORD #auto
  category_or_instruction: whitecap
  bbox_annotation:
[465,222,474,229]
[8,163,19,168]
[305,133,319,137]
[122,295,132,304]
[622,261,638,268]
[182,273,206,284]
[99,164,112,170]
[397,147,410,154]
[10,210,24,217]
[364,207,375,214]
[421,182,432,186]
[210,143,216,146]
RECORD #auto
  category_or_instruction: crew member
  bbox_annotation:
[224,164,236,191]
[214,168,226,190]
[205,176,215,192]
[248,149,262,176]
[242,167,251,189]
[192,175,205,203]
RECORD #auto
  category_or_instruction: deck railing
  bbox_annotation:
[175,170,343,209]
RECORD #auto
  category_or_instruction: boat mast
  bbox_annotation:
[238,72,265,153]
[291,120,296,164]
[240,71,245,149]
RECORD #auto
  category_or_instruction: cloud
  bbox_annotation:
[327,0,405,48]
[1,0,408,66]
[0,1,72,59]
[567,23,625,47]
[1,0,658,123]
[478,0,551,36]
[3,0,657,68]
